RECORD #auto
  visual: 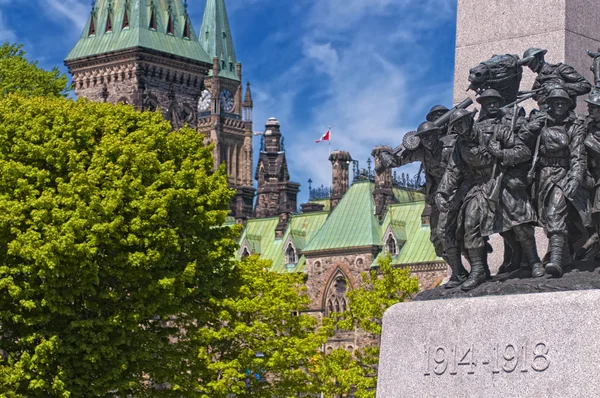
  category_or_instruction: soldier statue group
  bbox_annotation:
[375,47,600,291]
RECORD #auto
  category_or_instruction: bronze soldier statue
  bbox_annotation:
[437,108,541,290]
[475,89,536,275]
[525,88,591,277]
[582,92,600,254]
[375,121,469,288]
[426,105,450,131]
[522,48,592,109]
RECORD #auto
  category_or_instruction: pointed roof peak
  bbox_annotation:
[199,0,239,81]
[66,0,211,65]
[244,81,253,105]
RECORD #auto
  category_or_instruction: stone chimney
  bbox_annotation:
[329,150,352,211]
[300,202,325,213]
[372,146,396,220]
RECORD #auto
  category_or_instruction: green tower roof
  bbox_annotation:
[199,0,240,81]
[65,0,211,64]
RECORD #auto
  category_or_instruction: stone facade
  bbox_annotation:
[67,50,208,130]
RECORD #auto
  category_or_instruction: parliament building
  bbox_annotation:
[65,0,447,352]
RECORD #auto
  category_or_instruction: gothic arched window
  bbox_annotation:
[386,234,397,255]
[324,271,349,316]
[286,244,297,265]
[242,247,250,258]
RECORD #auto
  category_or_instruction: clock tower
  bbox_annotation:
[197,0,255,221]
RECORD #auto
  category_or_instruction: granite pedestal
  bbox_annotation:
[377,288,600,398]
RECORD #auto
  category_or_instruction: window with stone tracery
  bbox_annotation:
[325,271,349,316]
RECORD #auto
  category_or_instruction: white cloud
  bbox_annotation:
[0,10,15,43]
[40,0,89,34]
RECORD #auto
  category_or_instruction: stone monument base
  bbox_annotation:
[377,287,600,397]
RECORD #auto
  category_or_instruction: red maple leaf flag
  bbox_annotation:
[316,130,331,143]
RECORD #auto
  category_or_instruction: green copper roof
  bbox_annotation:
[65,0,211,64]
[303,181,382,253]
[393,187,425,203]
[199,0,240,81]
[238,212,329,274]
[375,201,442,266]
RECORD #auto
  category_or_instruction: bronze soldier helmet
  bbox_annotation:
[426,105,449,122]
[416,121,441,136]
[522,47,548,62]
[546,88,573,106]
[585,91,600,107]
[448,109,476,136]
[476,89,504,105]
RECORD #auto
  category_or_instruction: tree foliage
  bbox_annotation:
[0,94,238,397]
[315,254,419,398]
[0,43,69,98]
[191,255,330,397]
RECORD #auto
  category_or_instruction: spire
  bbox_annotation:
[243,82,253,106]
[66,0,211,65]
[199,0,240,81]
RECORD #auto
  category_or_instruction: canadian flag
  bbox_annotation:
[315,130,331,143]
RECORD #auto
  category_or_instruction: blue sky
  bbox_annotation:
[0,0,457,205]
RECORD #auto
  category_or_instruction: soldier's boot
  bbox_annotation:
[444,247,469,289]
[520,237,544,278]
[461,246,488,292]
[498,232,522,274]
[546,234,565,278]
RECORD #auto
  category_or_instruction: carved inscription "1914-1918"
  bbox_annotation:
[423,341,550,376]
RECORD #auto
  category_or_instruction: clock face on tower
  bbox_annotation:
[198,89,212,112]
[220,89,234,112]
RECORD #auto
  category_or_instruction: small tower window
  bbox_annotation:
[183,18,190,39]
[122,8,129,29]
[88,16,96,36]
[242,248,250,258]
[106,13,113,32]
[166,14,174,35]
[386,234,397,255]
[149,7,157,30]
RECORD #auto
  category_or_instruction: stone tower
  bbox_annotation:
[65,0,211,128]
[65,0,256,221]
[197,0,255,220]
[454,0,600,113]
[328,150,352,211]
[254,118,300,227]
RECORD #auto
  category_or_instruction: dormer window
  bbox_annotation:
[242,247,250,258]
[183,18,190,39]
[122,8,130,29]
[285,244,297,265]
[386,234,397,255]
[88,16,96,36]
[166,14,174,35]
[106,13,113,32]
[149,7,157,30]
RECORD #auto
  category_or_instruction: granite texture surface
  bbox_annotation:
[377,289,600,398]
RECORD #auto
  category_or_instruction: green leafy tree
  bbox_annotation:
[0,43,69,97]
[315,254,419,398]
[191,255,331,397]
[0,94,238,397]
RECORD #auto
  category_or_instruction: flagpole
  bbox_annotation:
[329,126,332,195]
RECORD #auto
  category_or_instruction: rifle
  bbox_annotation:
[501,89,543,111]
[526,117,547,185]
[488,102,518,204]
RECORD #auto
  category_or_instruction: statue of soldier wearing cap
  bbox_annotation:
[578,91,600,259]
[522,47,592,109]
[474,89,539,275]
[524,88,591,277]
[437,107,538,290]
[374,121,469,288]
